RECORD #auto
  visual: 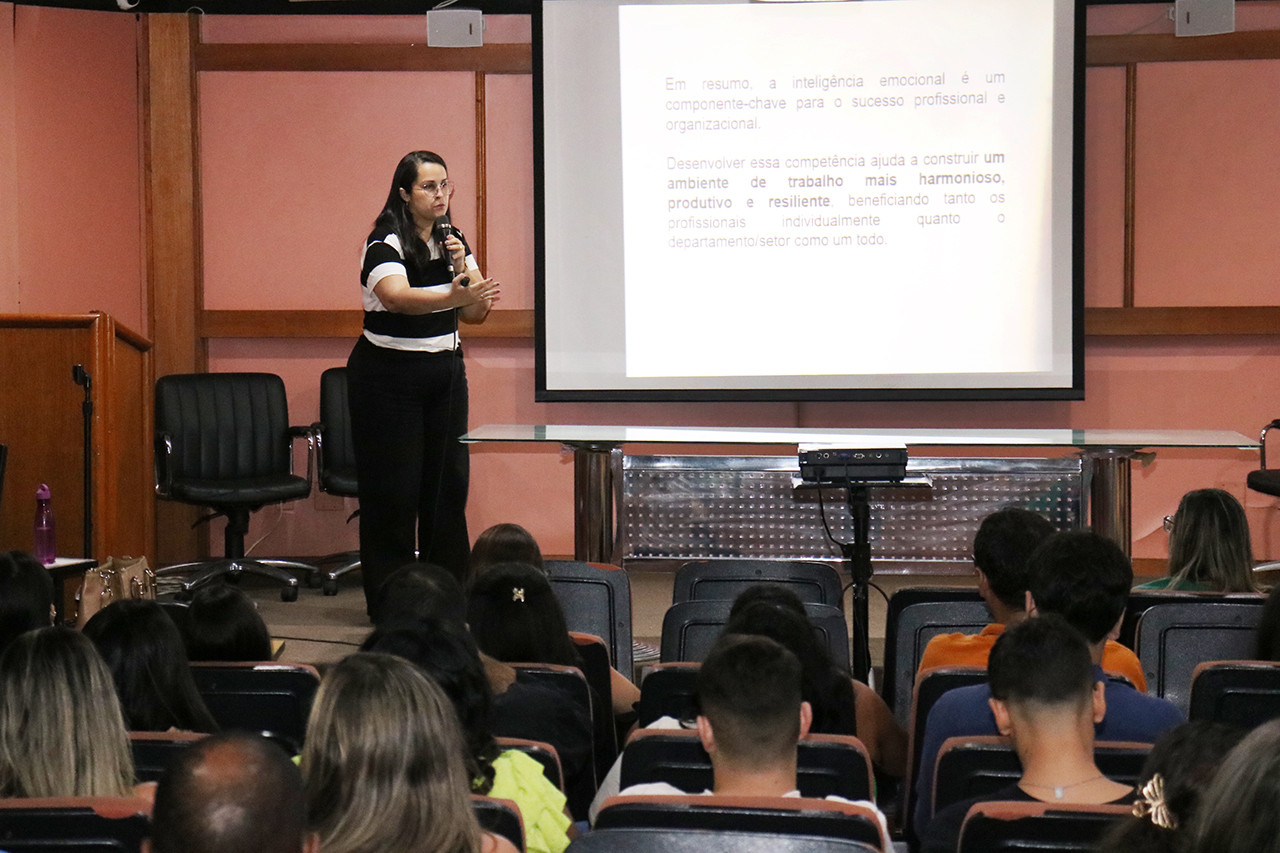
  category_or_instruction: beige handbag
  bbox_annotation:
[75,555,156,628]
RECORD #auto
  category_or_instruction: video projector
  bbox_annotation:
[798,442,909,484]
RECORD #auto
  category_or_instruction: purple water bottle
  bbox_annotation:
[34,484,55,565]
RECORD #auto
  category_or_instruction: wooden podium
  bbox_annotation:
[0,314,153,602]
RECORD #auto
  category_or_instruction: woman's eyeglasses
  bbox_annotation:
[416,180,454,197]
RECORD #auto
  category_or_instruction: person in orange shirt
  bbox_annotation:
[918,507,1147,692]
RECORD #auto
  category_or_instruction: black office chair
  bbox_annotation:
[153,372,316,601]
[312,366,361,595]
[660,599,850,672]
[882,587,988,726]
[0,796,152,852]
[546,560,635,677]
[1134,599,1265,713]
[672,560,844,609]
[1247,418,1280,499]
[1189,660,1280,729]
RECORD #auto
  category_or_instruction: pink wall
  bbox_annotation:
[7,5,143,330]
[196,10,1280,567]
[5,5,1280,567]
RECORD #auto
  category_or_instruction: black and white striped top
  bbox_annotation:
[359,228,477,352]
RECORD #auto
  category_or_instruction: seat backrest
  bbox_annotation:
[1121,590,1265,649]
[957,801,1132,853]
[620,729,874,802]
[903,665,988,847]
[565,827,883,853]
[545,560,634,676]
[316,366,358,496]
[932,736,1151,817]
[568,633,621,777]
[883,587,988,726]
[637,662,701,727]
[0,796,152,853]
[595,795,887,851]
[472,795,525,852]
[1134,600,1266,713]
[660,600,851,672]
[155,373,295,483]
[496,736,565,792]
[189,662,321,753]
[511,663,599,817]
[672,560,844,609]
[1189,660,1280,728]
[128,730,208,784]
[0,442,7,520]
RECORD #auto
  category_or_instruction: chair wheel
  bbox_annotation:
[280,585,299,602]
[323,578,339,596]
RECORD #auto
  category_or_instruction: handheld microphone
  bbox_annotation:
[436,215,469,286]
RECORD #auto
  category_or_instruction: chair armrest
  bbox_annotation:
[1261,420,1280,469]
[288,425,315,490]
[154,432,173,498]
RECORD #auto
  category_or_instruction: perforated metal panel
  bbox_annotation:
[618,455,1082,573]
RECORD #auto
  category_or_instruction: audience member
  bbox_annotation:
[468,561,641,718]
[913,531,1184,837]
[182,584,273,662]
[916,507,1055,671]
[1187,718,1280,853]
[920,615,1134,853]
[145,732,319,853]
[83,598,219,733]
[1097,720,1246,853]
[1257,581,1280,660]
[726,591,906,777]
[0,549,54,655]
[609,633,889,845]
[301,652,517,853]
[1137,488,1260,592]
[364,620,573,853]
[370,561,593,810]
[470,523,544,579]
[0,626,136,797]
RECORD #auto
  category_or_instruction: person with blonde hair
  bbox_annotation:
[301,652,517,853]
[1138,488,1260,592]
[0,626,135,798]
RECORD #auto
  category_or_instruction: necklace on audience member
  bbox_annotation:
[1019,774,1107,799]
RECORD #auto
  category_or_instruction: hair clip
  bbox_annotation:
[512,587,525,603]
[1131,773,1176,830]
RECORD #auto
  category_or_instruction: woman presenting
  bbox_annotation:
[348,151,499,618]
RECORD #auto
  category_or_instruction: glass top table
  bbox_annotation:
[462,425,1258,562]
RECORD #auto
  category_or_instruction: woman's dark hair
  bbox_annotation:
[361,619,501,794]
[466,562,581,668]
[1098,720,1247,853]
[470,524,544,580]
[1166,488,1257,592]
[1187,719,1280,853]
[375,562,468,631]
[182,584,272,662]
[723,587,857,736]
[373,150,448,272]
[0,551,53,656]
[82,599,219,733]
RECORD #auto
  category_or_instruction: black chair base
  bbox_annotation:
[157,558,312,602]
[322,554,361,596]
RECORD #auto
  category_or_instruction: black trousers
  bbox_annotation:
[347,336,470,616]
